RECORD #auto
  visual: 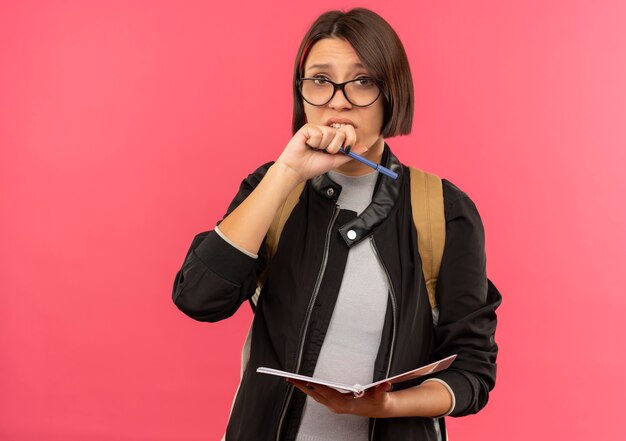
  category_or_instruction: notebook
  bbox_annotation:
[257,354,457,398]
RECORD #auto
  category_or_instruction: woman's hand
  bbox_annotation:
[275,123,370,184]
[287,378,453,418]
[286,378,394,418]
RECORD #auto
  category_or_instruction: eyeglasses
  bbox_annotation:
[297,77,384,107]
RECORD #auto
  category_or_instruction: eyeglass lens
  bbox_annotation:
[300,79,380,106]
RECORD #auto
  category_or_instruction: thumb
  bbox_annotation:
[373,381,393,394]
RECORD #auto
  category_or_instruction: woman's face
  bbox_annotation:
[302,37,385,170]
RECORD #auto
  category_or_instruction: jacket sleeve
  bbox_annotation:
[171,162,274,322]
[427,185,502,417]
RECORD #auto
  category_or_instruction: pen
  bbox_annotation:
[339,146,399,180]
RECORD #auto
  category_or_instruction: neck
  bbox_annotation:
[332,136,385,176]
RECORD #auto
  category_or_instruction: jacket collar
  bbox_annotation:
[310,142,404,247]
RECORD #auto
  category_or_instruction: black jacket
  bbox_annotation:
[172,144,501,440]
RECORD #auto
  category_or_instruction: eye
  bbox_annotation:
[354,77,375,87]
[312,75,330,86]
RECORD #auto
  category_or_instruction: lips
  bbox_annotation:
[326,118,357,128]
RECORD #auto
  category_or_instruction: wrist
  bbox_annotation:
[380,381,454,418]
[270,160,305,189]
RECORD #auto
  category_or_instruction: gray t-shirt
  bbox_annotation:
[295,170,389,441]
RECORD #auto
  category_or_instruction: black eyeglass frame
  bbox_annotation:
[297,77,386,107]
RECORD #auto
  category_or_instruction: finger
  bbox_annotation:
[289,381,332,406]
[287,379,316,394]
[288,380,346,402]
[343,124,357,151]
[384,381,393,392]
[307,385,357,410]
[357,382,385,401]
[373,382,393,394]
[301,124,324,150]
[318,126,337,150]
[326,130,346,154]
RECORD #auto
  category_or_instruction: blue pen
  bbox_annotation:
[339,146,399,180]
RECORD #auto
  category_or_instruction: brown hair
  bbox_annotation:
[292,8,414,137]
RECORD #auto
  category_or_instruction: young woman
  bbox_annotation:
[172,8,501,441]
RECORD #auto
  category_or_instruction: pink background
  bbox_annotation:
[1,0,625,440]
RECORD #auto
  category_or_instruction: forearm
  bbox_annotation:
[383,380,453,418]
[218,162,301,254]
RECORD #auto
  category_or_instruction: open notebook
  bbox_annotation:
[257,354,456,398]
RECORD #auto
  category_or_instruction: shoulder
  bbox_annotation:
[442,178,469,209]
[403,165,481,225]
[441,178,483,227]
[403,165,472,211]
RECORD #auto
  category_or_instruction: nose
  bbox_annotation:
[328,85,352,110]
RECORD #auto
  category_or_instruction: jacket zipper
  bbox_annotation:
[275,204,340,441]
[369,236,398,441]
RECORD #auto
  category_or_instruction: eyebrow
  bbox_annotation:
[306,63,365,72]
